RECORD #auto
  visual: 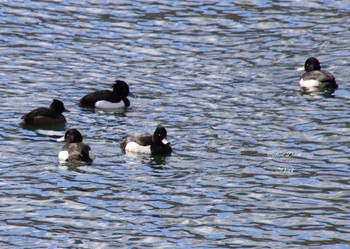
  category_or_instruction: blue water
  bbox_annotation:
[1,1,350,248]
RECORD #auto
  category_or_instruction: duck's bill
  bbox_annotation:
[162,138,169,145]
[57,136,65,142]
[127,92,136,98]
[296,66,304,71]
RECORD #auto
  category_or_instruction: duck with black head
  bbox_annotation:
[79,80,131,109]
[299,57,338,92]
[20,99,69,127]
[57,128,94,164]
[121,125,172,155]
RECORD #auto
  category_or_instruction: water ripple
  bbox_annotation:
[1,0,350,248]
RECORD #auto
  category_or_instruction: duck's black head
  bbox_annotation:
[152,125,169,145]
[112,80,130,98]
[50,99,69,114]
[304,57,321,72]
[64,128,83,143]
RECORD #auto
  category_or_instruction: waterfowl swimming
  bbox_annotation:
[299,57,338,92]
[58,128,94,164]
[121,125,172,155]
[20,99,68,126]
[79,80,131,109]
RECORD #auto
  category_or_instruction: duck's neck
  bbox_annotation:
[122,97,130,107]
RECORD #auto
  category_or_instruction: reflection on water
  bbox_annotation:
[1,0,350,248]
[124,150,169,166]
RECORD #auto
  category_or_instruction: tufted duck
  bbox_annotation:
[79,80,131,109]
[299,57,338,92]
[20,99,68,126]
[58,128,94,164]
[121,125,172,155]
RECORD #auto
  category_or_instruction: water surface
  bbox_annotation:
[1,0,350,248]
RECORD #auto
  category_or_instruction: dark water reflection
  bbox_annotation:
[1,0,350,248]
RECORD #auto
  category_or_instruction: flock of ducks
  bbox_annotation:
[20,57,337,164]
[20,80,172,164]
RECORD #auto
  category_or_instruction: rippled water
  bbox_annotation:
[1,0,350,248]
